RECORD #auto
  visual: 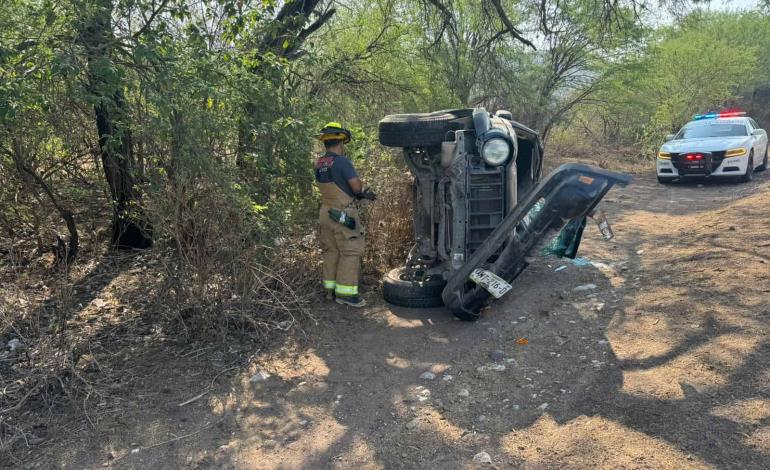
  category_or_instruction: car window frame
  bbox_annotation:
[675,121,750,140]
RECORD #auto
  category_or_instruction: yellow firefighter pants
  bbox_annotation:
[319,204,365,296]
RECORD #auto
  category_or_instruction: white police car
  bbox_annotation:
[656,111,768,184]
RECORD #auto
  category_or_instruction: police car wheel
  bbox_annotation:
[378,109,473,148]
[382,267,446,308]
[739,153,754,183]
[757,147,768,171]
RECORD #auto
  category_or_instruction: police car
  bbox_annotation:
[656,111,768,184]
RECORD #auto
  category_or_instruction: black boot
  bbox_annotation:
[335,295,366,307]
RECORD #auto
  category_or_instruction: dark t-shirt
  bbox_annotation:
[314,152,358,197]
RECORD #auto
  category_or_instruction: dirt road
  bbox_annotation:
[29,171,770,469]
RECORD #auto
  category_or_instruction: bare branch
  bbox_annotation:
[8,140,79,264]
[488,0,536,50]
[423,0,460,45]
[132,0,171,40]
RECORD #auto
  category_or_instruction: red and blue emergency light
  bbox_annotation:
[693,109,746,120]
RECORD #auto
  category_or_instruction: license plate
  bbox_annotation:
[470,268,512,299]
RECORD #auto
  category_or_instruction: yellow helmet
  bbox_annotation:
[318,122,352,143]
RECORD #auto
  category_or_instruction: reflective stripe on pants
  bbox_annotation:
[335,284,358,296]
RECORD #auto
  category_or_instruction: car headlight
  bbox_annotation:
[658,151,670,159]
[482,138,510,166]
[725,148,747,157]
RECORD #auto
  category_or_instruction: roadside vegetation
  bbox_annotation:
[1,0,770,461]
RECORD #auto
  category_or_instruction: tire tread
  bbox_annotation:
[378,109,472,148]
[382,267,446,308]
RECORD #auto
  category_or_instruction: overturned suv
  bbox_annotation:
[379,108,631,321]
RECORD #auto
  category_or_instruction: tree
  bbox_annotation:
[237,0,337,165]
[416,0,533,106]
[75,0,152,249]
[585,13,758,154]
[0,0,82,263]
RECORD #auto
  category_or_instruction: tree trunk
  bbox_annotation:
[94,90,152,248]
[78,0,151,249]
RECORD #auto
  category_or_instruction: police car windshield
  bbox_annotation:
[677,122,748,139]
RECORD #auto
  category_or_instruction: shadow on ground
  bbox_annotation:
[27,171,770,469]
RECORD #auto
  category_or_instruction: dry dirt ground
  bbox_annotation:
[8,170,770,469]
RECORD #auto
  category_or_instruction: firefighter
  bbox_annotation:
[315,122,376,307]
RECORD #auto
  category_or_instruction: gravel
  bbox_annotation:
[489,350,505,362]
[473,451,492,464]
[573,284,597,292]
[249,370,271,383]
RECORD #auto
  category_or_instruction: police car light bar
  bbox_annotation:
[694,110,746,120]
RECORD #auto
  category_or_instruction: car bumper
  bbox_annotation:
[656,156,750,178]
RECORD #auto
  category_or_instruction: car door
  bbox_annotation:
[751,119,769,161]
[441,163,632,318]
[746,120,757,161]
[748,119,764,165]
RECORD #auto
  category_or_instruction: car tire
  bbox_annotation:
[378,109,473,148]
[757,146,768,171]
[450,302,482,322]
[382,267,446,308]
[657,176,676,184]
[740,153,754,183]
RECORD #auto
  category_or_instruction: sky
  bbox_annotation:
[708,0,761,11]
[648,0,763,28]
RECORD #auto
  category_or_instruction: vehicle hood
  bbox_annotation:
[661,136,751,153]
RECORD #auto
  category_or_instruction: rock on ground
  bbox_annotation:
[473,451,492,464]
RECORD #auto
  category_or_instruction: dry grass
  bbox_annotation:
[140,171,319,339]
[0,148,414,458]
[358,149,414,276]
[1,253,91,457]
[0,194,318,459]
[546,128,653,175]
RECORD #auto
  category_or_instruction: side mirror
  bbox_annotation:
[664,134,675,142]
[751,129,765,136]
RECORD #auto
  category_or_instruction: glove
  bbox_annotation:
[356,188,377,201]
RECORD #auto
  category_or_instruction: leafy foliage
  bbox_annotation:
[1,0,768,307]
[574,10,766,156]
